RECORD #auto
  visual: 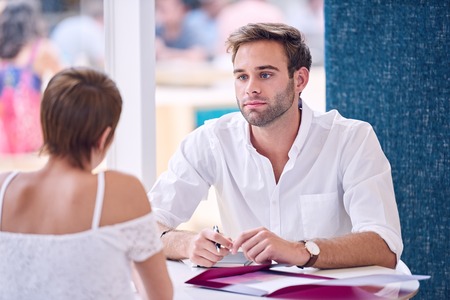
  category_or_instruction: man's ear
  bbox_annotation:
[97,126,112,152]
[294,67,310,94]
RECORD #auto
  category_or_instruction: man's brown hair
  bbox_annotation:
[226,22,312,78]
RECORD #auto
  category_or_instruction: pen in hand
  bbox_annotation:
[213,225,221,253]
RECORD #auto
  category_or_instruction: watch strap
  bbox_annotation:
[297,240,319,269]
[302,252,319,268]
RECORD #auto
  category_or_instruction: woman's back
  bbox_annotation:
[0,170,162,299]
[1,166,150,234]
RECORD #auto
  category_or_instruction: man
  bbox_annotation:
[149,23,403,269]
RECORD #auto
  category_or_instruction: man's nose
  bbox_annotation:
[245,78,261,95]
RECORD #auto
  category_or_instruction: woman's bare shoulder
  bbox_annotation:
[103,170,148,194]
[100,170,151,226]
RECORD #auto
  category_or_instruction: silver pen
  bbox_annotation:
[213,225,221,253]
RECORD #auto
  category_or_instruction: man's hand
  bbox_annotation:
[231,227,308,266]
[188,228,233,267]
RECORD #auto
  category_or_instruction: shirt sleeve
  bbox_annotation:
[118,213,163,262]
[149,126,215,228]
[341,122,404,262]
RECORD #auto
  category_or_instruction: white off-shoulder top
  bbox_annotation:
[0,171,162,300]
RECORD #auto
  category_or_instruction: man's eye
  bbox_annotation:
[237,75,248,80]
[260,73,271,79]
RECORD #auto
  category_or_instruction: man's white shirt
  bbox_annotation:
[149,100,403,261]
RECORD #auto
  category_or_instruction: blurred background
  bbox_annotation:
[0,0,325,231]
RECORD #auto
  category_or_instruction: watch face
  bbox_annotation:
[305,241,320,255]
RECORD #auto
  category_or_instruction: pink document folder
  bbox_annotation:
[185,264,429,299]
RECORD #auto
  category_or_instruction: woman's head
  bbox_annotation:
[0,0,43,59]
[226,22,312,78]
[41,67,122,169]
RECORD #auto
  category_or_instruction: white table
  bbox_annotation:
[166,260,420,300]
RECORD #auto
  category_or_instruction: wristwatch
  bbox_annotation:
[298,240,320,268]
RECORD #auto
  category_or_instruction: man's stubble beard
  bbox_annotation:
[238,79,295,127]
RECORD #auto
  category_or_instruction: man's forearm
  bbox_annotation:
[158,223,196,260]
[312,232,397,269]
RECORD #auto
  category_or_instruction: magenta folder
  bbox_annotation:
[185,264,429,299]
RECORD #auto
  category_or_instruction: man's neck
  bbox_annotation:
[250,107,301,182]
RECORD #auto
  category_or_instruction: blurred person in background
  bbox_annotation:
[185,0,229,61]
[155,0,217,62]
[215,0,284,58]
[0,0,62,155]
[50,0,104,69]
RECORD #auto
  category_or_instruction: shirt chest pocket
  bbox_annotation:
[299,192,346,239]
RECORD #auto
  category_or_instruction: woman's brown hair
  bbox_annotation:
[40,67,122,169]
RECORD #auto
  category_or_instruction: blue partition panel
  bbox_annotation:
[324,1,449,298]
[195,107,239,128]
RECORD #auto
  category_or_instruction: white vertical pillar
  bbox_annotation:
[104,0,156,190]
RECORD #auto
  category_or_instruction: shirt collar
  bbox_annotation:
[290,98,313,156]
[243,98,314,154]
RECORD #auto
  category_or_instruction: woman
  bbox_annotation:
[0,67,173,300]
[0,0,62,154]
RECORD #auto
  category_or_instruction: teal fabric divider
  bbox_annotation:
[324,1,449,298]
[195,107,239,128]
